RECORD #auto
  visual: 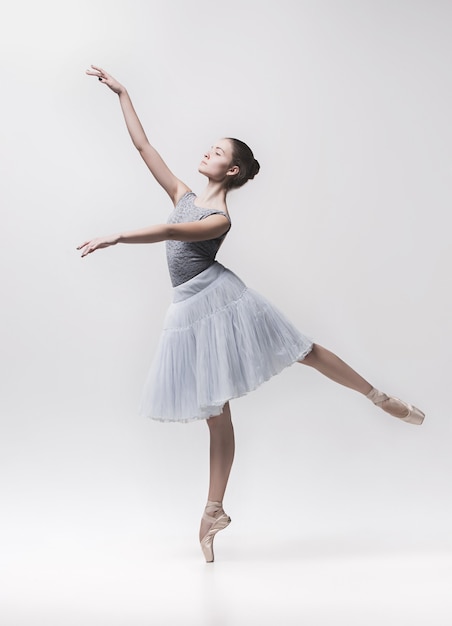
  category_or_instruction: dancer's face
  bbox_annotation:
[198,139,239,184]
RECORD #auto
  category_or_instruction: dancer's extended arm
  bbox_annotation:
[77,214,230,257]
[86,65,190,205]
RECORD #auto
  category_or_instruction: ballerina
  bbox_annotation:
[78,65,425,562]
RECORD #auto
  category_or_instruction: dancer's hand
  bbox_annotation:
[85,65,124,94]
[77,234,120,257]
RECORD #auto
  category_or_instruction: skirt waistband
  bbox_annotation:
[172,262,226,303]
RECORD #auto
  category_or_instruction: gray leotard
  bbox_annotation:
[166,191,231,287]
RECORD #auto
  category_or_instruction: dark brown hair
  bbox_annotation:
[226,138,260,189]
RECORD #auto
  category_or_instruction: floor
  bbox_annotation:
[2,527,451,626]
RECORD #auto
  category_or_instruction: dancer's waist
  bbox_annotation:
[172,262,226,303]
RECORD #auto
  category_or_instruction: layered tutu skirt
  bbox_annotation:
[140,262,313,422]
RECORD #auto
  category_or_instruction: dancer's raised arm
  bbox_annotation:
[86,65,190,205]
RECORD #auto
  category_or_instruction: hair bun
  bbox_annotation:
[226,138,259,189]
[250,159,260,179]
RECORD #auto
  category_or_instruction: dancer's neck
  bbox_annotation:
[195,182,228,212]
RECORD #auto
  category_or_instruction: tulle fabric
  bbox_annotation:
[140,262,313,422]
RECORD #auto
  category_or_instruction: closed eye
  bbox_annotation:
[212,145,225,156]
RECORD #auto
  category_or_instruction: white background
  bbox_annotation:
[1,1,451,624]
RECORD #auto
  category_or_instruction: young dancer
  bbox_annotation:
[78,65,425,562]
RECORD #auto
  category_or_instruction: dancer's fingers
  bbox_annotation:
[80,244,96,257]
[86,65,107,80]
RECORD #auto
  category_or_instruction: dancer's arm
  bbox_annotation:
[77,214,230,257]
[86,65,190,205]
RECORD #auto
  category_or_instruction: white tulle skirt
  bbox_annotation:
[140,262,313,422]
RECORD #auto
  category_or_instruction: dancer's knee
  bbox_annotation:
[206,403,232,430]
[299,343,318,367]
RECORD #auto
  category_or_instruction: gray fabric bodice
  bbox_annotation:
[166,192,231,286]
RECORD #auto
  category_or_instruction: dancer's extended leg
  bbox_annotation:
[300,344,424,424]
[300,343,373,395]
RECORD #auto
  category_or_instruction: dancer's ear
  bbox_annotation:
[226,165,239,177]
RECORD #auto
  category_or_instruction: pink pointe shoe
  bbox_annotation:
[366,387,425,425]
[200,500,231,563]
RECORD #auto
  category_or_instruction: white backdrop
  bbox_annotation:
[1,1,451,624]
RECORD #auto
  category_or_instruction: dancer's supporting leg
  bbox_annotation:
[300,343,424,424]
[199,403,234,557]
